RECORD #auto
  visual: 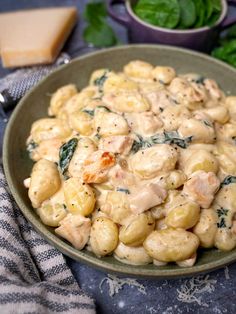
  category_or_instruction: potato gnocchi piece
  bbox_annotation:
[143,229,199,262]
[216,122,236,145]
[29,118,71,144]
[94,110,129,137]
[129,144,178,179]
[124,60,153,80]
[160,105,191,132]
[215,141,236,175]
[119,212,155,247]
[169,77,207,110]
[30,138,63,163]
[101,191,133,225]
[164,170,187,190]
[69,111,93,135]
[103,74,138,93]
[28,159,61,208]
[183,170,220,208]
[62,87,96,115]
[193,209,218,248]
[49,84,77,116]
[55,213,91,250]
[201,106,229,124]
[114,242,152,265]
[151,66,176,84]
[125,111,163,136]
[82,150,116,183]
[103,91,150,113]
[182,149,219,177]
[224,96,236,121]
[37,203,67,227]
[178,118,215,144]
[63,178,95,216]
[165,201,200,230]
[90,217,119,257]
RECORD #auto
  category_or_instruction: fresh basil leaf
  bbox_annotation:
[59,138,78,175]
[178,0,196,29]
[134,0,180,29]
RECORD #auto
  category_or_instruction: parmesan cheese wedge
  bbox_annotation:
[0,7,77,68]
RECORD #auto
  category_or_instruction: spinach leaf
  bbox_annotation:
[83,23,117,48]
[131,131,192,153]
[83,1,117,47]
[116,188,130,194]
[134,0,180,29]
[27,140,38,155]
[59,138,78,175]
[193,0,205,28]
[178,0,196,29]
[82,109,95,116]
[220,175,236,188]
[94,70,109,92]
[212,39,236,67]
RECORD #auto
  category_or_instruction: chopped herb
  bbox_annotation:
[217,208,229,218]
[220,175,236,188]
[216,207,229,229]
[203,120,213,127]
[95,133,101,140]
[82,109,94,116]
[27,140,38,155]
[94,70,109,92]
[63,204,67,210]
[116,187,130,194]
[59,138,78,175]
[217,218,227,228]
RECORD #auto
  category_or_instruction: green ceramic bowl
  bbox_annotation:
[3,45,236,278]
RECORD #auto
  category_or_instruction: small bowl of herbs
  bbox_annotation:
[107,0,236,51]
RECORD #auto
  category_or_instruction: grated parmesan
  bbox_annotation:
[99,274,146,297]
[177,275,217,307]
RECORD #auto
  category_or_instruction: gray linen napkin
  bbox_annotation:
[0,167,95,314]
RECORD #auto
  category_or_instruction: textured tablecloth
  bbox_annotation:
[0,167,95,314]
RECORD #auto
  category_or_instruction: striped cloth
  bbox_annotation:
[0,168,96,314]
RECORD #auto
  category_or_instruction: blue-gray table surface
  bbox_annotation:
[0,1,236,313]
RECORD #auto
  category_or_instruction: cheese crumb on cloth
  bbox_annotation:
[0,167,95,314]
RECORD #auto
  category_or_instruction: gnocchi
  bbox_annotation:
[25,60,236,267]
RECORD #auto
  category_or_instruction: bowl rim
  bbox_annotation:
[3,44,236,278]
[127,0,227,33]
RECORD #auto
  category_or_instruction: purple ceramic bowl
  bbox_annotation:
[107,0,236,52]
